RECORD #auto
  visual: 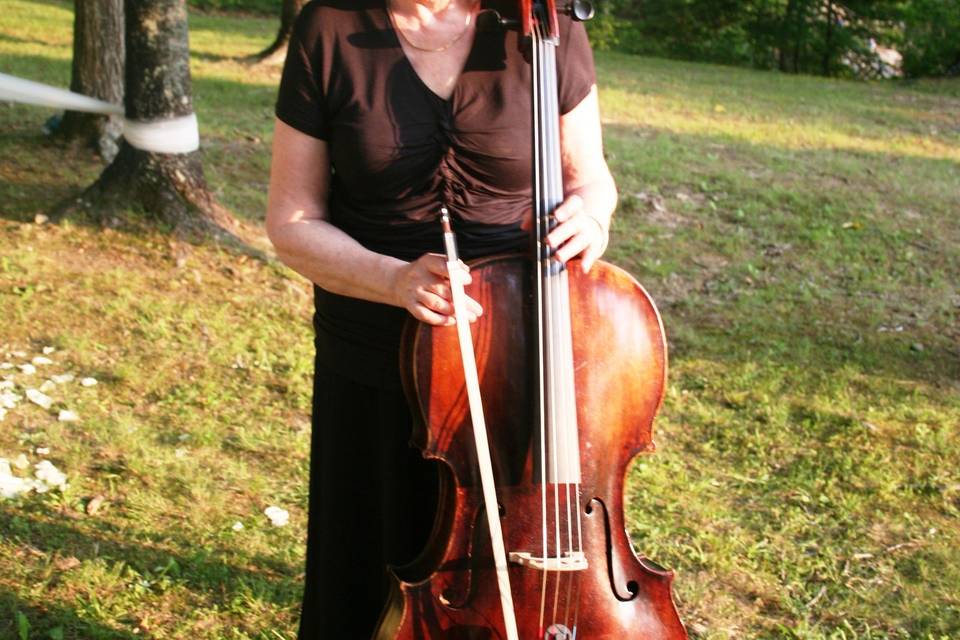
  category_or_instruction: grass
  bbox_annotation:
[1,1,958,639]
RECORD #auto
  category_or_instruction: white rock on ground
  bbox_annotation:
[80,377,98,387]
[26,388,53,410]
[264,506,289,527]
[0,457,68,499]
[34,460,68,492]
[58,410,80,422]
[31,356,53,366]
[0,391,21,409]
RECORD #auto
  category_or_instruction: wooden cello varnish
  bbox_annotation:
[375,1,688,637]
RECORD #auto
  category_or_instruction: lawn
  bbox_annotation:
[1,1,958,639]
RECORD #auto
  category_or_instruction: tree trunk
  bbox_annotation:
[791,0,807,73]
[822,1,835,76]
[780,0,799,72]
[247,0,307,65]
[57,0,124,161]
[59,0,244,243]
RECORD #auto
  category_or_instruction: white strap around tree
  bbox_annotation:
[0,72,199,154]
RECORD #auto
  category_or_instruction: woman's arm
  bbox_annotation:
[265,118,480,325]
[547,86,618,273]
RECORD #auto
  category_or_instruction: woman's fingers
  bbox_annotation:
[400,253,482,325]
[417,287,481,324]
[547,209,608,271]
[413,304,456,326]
[553,229,593,264]
[418,289,454,315]
[552,194,584,222]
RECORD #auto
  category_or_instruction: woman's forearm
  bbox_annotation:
[268,217,407,306]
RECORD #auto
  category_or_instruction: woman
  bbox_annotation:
[266,0,617,636]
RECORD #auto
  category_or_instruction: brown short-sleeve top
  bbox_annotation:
[276,0,596,261]
[275,0,597,381]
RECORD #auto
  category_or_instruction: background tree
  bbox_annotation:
[588,0,930,77]
[63,0,244,241]
[247,0,307,65]
[57,0,124,160]
[900,0,960,77]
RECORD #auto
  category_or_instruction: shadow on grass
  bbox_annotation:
[2,51,957,391]
[0,31,51,47]
[0,505,302,610]
[0,589,139,640]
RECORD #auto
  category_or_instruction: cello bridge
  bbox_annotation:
[508,551,588,572]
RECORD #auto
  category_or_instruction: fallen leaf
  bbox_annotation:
[86,494,106,515]
[54,556,81,571]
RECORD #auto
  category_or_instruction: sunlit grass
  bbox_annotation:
[1,1,959,639]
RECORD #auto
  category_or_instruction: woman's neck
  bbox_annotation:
[390,0,458,19]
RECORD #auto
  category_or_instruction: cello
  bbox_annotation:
[377,1,688,637]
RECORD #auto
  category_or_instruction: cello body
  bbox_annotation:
[375,254,688,639]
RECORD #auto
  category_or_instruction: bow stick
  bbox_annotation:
[440,208,520,640]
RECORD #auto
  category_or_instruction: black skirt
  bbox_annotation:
[297,292,439,639]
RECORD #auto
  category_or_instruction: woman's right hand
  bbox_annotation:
[392,253,483,326]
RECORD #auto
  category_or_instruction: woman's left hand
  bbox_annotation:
[546,194,610,273]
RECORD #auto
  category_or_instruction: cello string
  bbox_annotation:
[546,22,569,630]
[536,14,573,565]
[532,17,564,629]
[543,33,579,634]
[532,16,550,638]
[546,28,576,564]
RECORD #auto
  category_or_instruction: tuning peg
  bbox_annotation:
[477,9,519,31]
[566,0,595,21]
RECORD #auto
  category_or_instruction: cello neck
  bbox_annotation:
[530,3,581,487]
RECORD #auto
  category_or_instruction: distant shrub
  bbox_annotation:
[900,0,960,77]
[188,0,275,15]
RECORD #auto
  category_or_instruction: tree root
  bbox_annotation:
[51,141,271,261]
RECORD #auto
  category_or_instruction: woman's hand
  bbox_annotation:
[546,194,610,273]
[392,253,484,326]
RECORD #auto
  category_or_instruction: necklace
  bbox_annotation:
[387,0,475,53]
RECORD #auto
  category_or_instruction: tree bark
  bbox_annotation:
[780,0,799,71]
[57,0,124,161]
[822,1,835,76]
[59,0,246,244]
[247,0,307,65]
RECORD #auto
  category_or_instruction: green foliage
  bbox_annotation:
[591,0,959,78]
[900,0,960,77]
[17,611,30,640]
[2,1,960,638]
[188,0,276,15]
